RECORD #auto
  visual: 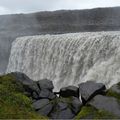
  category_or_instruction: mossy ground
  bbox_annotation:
[75,83,120,119]
[50,96,75,109]
[75,105,119,119]
[0,74,48,119]
[49,96,75,117]
[106,90,120,101]
[106,83,120,101]
[1,74,120,119]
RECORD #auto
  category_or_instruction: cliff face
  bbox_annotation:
[35,7,120,33]
[1,7,120,73]
[7,32,120,91]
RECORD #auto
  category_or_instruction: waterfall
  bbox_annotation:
[6,32,120,91]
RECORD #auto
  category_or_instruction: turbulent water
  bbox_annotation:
[7,32,120,91]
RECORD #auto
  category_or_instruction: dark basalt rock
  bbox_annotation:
[32,99,50,110]
[37,103,53,116]
[32,91,39,100]
[10,72,120,119]
[60,85,79,98]
[49,96,82,119]
[11,72,40,95]
[11,72,34,85]
[39,89,50,98]
[39,89,56,100]
[71,97,82,114]
[56,108,75,119]
[89,95,120,117]
[37,79,54,91]
[50,107,75,119]
[79,81,106,104]
[4,71,120,119]
[56,102,68,110]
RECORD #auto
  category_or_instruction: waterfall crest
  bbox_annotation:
[7,32,120,91]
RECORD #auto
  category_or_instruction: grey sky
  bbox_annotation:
[0,0,120,15]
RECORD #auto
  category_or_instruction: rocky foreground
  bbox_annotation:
[0,72,120,119]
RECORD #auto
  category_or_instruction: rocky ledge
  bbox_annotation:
[1,72,120,119]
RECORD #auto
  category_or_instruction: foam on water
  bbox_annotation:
[6,32,120,91]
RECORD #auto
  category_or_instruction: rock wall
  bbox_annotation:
[1,7,120,73]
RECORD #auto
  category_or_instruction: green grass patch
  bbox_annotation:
[0,74,48,119]
[75,105,119,119]
[106,89,120,100]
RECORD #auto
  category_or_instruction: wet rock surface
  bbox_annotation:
[39,89,56,100]
[60,85,79,98]
[89,95,120,117]
[37,103,53,116]
[49,97,82,119]
[32,99,50,110]
[71,97,82,114]
[79,81,106,104]
[51,108,75,119]
[37,79,54,91]
[10,72,120,119]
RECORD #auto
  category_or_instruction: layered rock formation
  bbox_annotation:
[1,7,120,73]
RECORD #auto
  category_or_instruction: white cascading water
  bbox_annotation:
[6,32,120,91]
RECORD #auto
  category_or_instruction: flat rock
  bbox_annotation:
[32,91,39,100]
[49,97,82,119]
[79,81,106,103]
[37,103,53,116]
[50,108,75,119]
[48,91,56,100]
[37,79,54,91]
[56,102,68,110]
[71,97,82,114]
[39,89,56,100]
[57,108,75,119]
[89,95,120,117]
[32,99,49,110]
[39,89,50,98]
[60,85,79,98]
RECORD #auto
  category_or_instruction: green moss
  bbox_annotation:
[50,97,74,109]
[49,97,75,115]
[94,109,118,119]
[117,82,120,87]
[50,97,73,104]
[75,105,119,119]
[106,90,120,100]
[0,74,25,93]
[0,74,48,119]
[75,105,95,119]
